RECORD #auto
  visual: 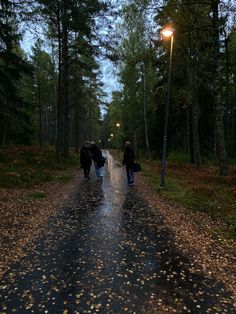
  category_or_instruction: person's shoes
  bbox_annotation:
[128,182,135,186]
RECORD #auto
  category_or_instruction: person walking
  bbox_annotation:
[80,141,92,179]
[122,141,135,186]
[90,142,105,180]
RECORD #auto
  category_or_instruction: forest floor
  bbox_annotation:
[141,159,236,241]
[0,145,81,277]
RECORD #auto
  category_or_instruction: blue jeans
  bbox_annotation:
[126,166,134,184]
[94,162,102,177]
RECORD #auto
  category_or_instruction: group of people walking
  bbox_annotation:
[80,141,105,180]
[80,140,136,186]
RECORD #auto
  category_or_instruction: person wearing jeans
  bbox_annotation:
[94,161,102,178]
[90,142,104,180]
[122,141,135,186]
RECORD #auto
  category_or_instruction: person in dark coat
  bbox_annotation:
[90,142,104,180]
[80,141,92,179]
[122,141,135,185]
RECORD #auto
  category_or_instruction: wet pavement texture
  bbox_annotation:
[0,151,235,313]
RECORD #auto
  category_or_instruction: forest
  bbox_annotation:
[0,0,236,176]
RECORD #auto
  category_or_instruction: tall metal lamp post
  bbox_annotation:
[160,26,175,187]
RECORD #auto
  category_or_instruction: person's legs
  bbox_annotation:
[129,167,134,185]
[84,166,90,178]
[126,165,130,183]
[126,166,134,184]
[94,162,102,178]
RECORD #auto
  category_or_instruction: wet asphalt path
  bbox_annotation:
[0,151,235,313]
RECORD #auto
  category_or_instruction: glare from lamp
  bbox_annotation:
[161,27,175,38]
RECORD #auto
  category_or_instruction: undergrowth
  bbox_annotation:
[0,145,79,188]
[141,160,236,239]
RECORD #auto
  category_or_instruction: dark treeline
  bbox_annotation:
[0,0,111,156]
[0,0,236,175]
[103,0,236,175]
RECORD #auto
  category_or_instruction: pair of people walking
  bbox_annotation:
[80,141,104,180]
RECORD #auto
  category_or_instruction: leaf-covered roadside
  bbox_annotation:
[141,160,236,239]
[0,146,81,277]
[0,170,80,278]
[136,173,236,302]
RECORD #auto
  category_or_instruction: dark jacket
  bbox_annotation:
[80,146,92,168]
[90,144,102,162]
[122,146,135,167]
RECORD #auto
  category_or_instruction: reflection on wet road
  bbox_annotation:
[0,151,235,313]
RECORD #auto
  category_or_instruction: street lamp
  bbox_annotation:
[160,26,175,187]
[115,123,121,149]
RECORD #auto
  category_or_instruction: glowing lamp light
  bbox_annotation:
[161,27,175,38]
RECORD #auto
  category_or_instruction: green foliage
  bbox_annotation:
[168,151,189,163]
[105,1,159,152]
[31,40,57,146]
[0,1,34,145]
[106,0,236,167]
[0,146,79,188]
[29,191,46,199]
[54,175,72,183]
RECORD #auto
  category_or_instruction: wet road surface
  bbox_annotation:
[0,151,235,313]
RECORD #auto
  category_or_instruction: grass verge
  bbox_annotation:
[141,160,236,239]
[0,145,79,188]
[29,191,46,199]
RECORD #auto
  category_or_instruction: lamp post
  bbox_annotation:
[116,123,121,150]
[160,26,175,187]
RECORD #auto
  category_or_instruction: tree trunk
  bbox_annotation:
[74,103,79,153]
[230,80,236,157]
[61,0,69,157]
[186,105,191,156]
[142,63,151,159]
[56,0,64,155]
[231,106,235,157]
[2,120,8,146]
[88,100,92,142]
[212,0,229,175]
[223,30,231,158]
[133,129,138,158]
[187,15,201,166]
[38,78,43,148]
[189,63,201,166]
